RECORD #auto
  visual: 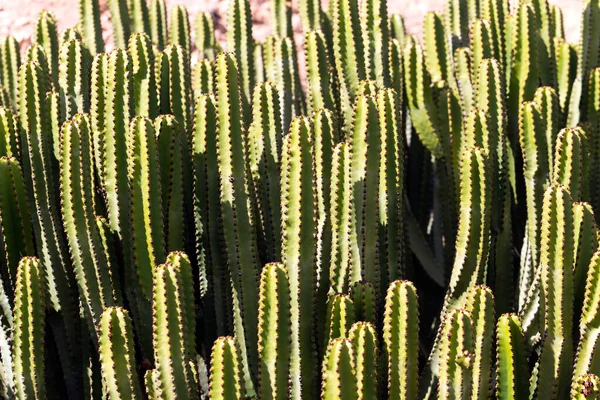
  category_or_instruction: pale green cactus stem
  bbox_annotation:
[355,80,379,98]
[227,0,255,105]
[573,203,598,321]
[423,12,452,86]
[281,117,318,399]
[349,322,377,400]
[152,252,198,399]
[384,280,419,400]
[555,38,577,112]
[13,257,46,400]
[299,0,322,32]
[481,0,508,65]
[321,338,357,400]
[128,33,157,118]
[389,14,405,43]
[551,127,589,202]
[170,5,191,55]
[108,0,131,49]
[128,116,165,297]
[536,184,574,400]
[192,94,229,337]
[0,37,21,110]
[551,4,564,38]
[495,313,529,400]
[129,0,150,35]
[470,20,495,83]
[438,309,474,400]
[0,107,19,159]
[195,12,219,61]
[573,375,600,399]
[454,48,473,116]
[98,307,143,400]
[58,38,91,120]
[508,3,539,141]
[331,0,366,126]
[89,52,107,189]
[60,29,82,46]
[361,0,389,87]
[305,30,338,115]
[155,115,185,253]
[149,0,168,51]
[377,88,405,284]
[324,294,355,349]
[464,286,494,400]
[59,114,119,343]
[588,67,600,212]
[529,0,554,88]
[271,0,292,38]
[254,41,265,85]
[350,281,375,324]
[0,157,34,292]
[349,95,380,290]
[444,0,468,48]
[389,39,404,108]
[329,142,352,294]
[209,337,243,400]
[257,263,291,400]
[193,59,214,96]
[78,0,104,55]
[247,82,282,262]
[24,45,48,72]
[33,11,59,88]
[215,52,259,396]
[534,87,561,171]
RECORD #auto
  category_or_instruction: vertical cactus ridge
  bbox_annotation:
[149,0,168,51]
[257,263,291,400]
[247,82,282,263]
[195,12,219,61]
[324,294,355,349]
[389,14,405,43]
[321,338,357,400]
[555,38,577,112]
[58,38,91,120]
[384,280,419,400]
[445,0,468,48]
[573,203,599,321]
[156,44,192,135]
[129,0,150,35]
[271,0,293,38]
[551,127,589,202]
[33,11,59,88]
[215,52,259,397]
[281,116,318,399]
[210,337,243,400]
[299,0,322,32]
[537,184,575,400]
[108,0,132,49]
[589,67,600,213]
[0,107,20,162]
[305,30,337,115]
[78,0,103,55]
[470,20,495,83]
[423,12,451,85]
[152,252,197,399]
[350,281,375,324]
[89,52,107,191]
[128,33,157,118]
[193,59,214,97]
[361,0,389,87]
[12,257,46,400]
[0,37,21,110]
[348,322,377,400]
[98,307,142,400]
[170,5,191,56]
[227,0,255,104]
[495,313,529,400]
[438,309,474,400]
[481,0,508,61]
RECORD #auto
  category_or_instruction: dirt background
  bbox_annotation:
[0,0,584,55]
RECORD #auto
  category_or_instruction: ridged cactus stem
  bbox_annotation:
[108,0,131,48]
[149,0,168,51]
[128,33,157,118]
[33,11,59,88]
[170,6,191,55]
[58,38,91,120]
[465,286,494,400]
[0,37,21,110]
[209,337,242,400]
[305,30,337,115]
[438,309,474,400]
[349,322,378,399]
[78,0,104,55]
[361,0,389,87]
[321,338,357,399]
[227,0,255,104]
[495,314,529,400]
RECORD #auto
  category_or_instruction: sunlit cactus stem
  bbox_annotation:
[495,313,529,400]
[108,0,132,49]
[0,37,21,110]
[210,337,243,399]
[321,338,357,399]
[149,0,168,50]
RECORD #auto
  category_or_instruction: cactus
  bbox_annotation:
[495,313,529,400]
[193,59,214,96]
[108,0,132,49]
[195,13,219,61]
[305,30,337,115]
[299,0,322,32]
[321,338,356,399]
[129,0,150,35]
[349,322,377,399]
[78,0,103,55]
[33,11,59,88]
[210,337,243,400]
[1,37,21,110]
[438,309,474,400]
[573,374,600,399]
[227,0,254,104]
[361,0,389,87]
[271,0,293,38]
[128,33,157,118]
[170,5,191,55]
[58,38,91,120]
[149,0,168,51]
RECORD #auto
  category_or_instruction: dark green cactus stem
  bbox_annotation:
[60,29,82,46]
[108,0,131,49]
[444,0,468,48]
[361,0,389,87]
[227,0,255,104]
[465,286,494,400]
[193,59,214,97]
[281,117,318,399]
[89,52,107,190]
[247,82,282,262]
[156,44,191,134]
[48,90,62,164]
[438,309,474,400]
[59,114,119,342]
[23,45,49,73]
[324,294,355,346]
[257,263,291,400]
[33,11,59,88]
[128,0,150,35]
[152,252,197,398]
[573,374,600,399]
[495,313,529,400]
[350,281,375,324]
[349,322,377,400]
[573,203,598,322]
[552,127,589,202]
[195,13,219,61]
[305,30,337,115]
[299,0,322,32]
[149,0,168,51]
[209,337,242,400]
[128,33,157,118]
[555,38,576,112]
[551,4,564,38]
[170,6,191,56]
[481,0,508,66]
[321,338,356,399]
[155,115,185,253]
[470,20,495,83]
[271,0,293,37]
[98,307,143,400]
[0,157,34,291]
[58,38,91,120]
[536,184,574,400]
[78,0,104,55]
[389,14,405,43]
[589,67,600,213]
[384,280,419,400]
[215,52,259,397]
[331,0,366,125]
[13,257,46,400]
[0,107,19,160]
[1,37,21,110]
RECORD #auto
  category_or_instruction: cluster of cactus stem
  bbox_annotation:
[2,0,600,398]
